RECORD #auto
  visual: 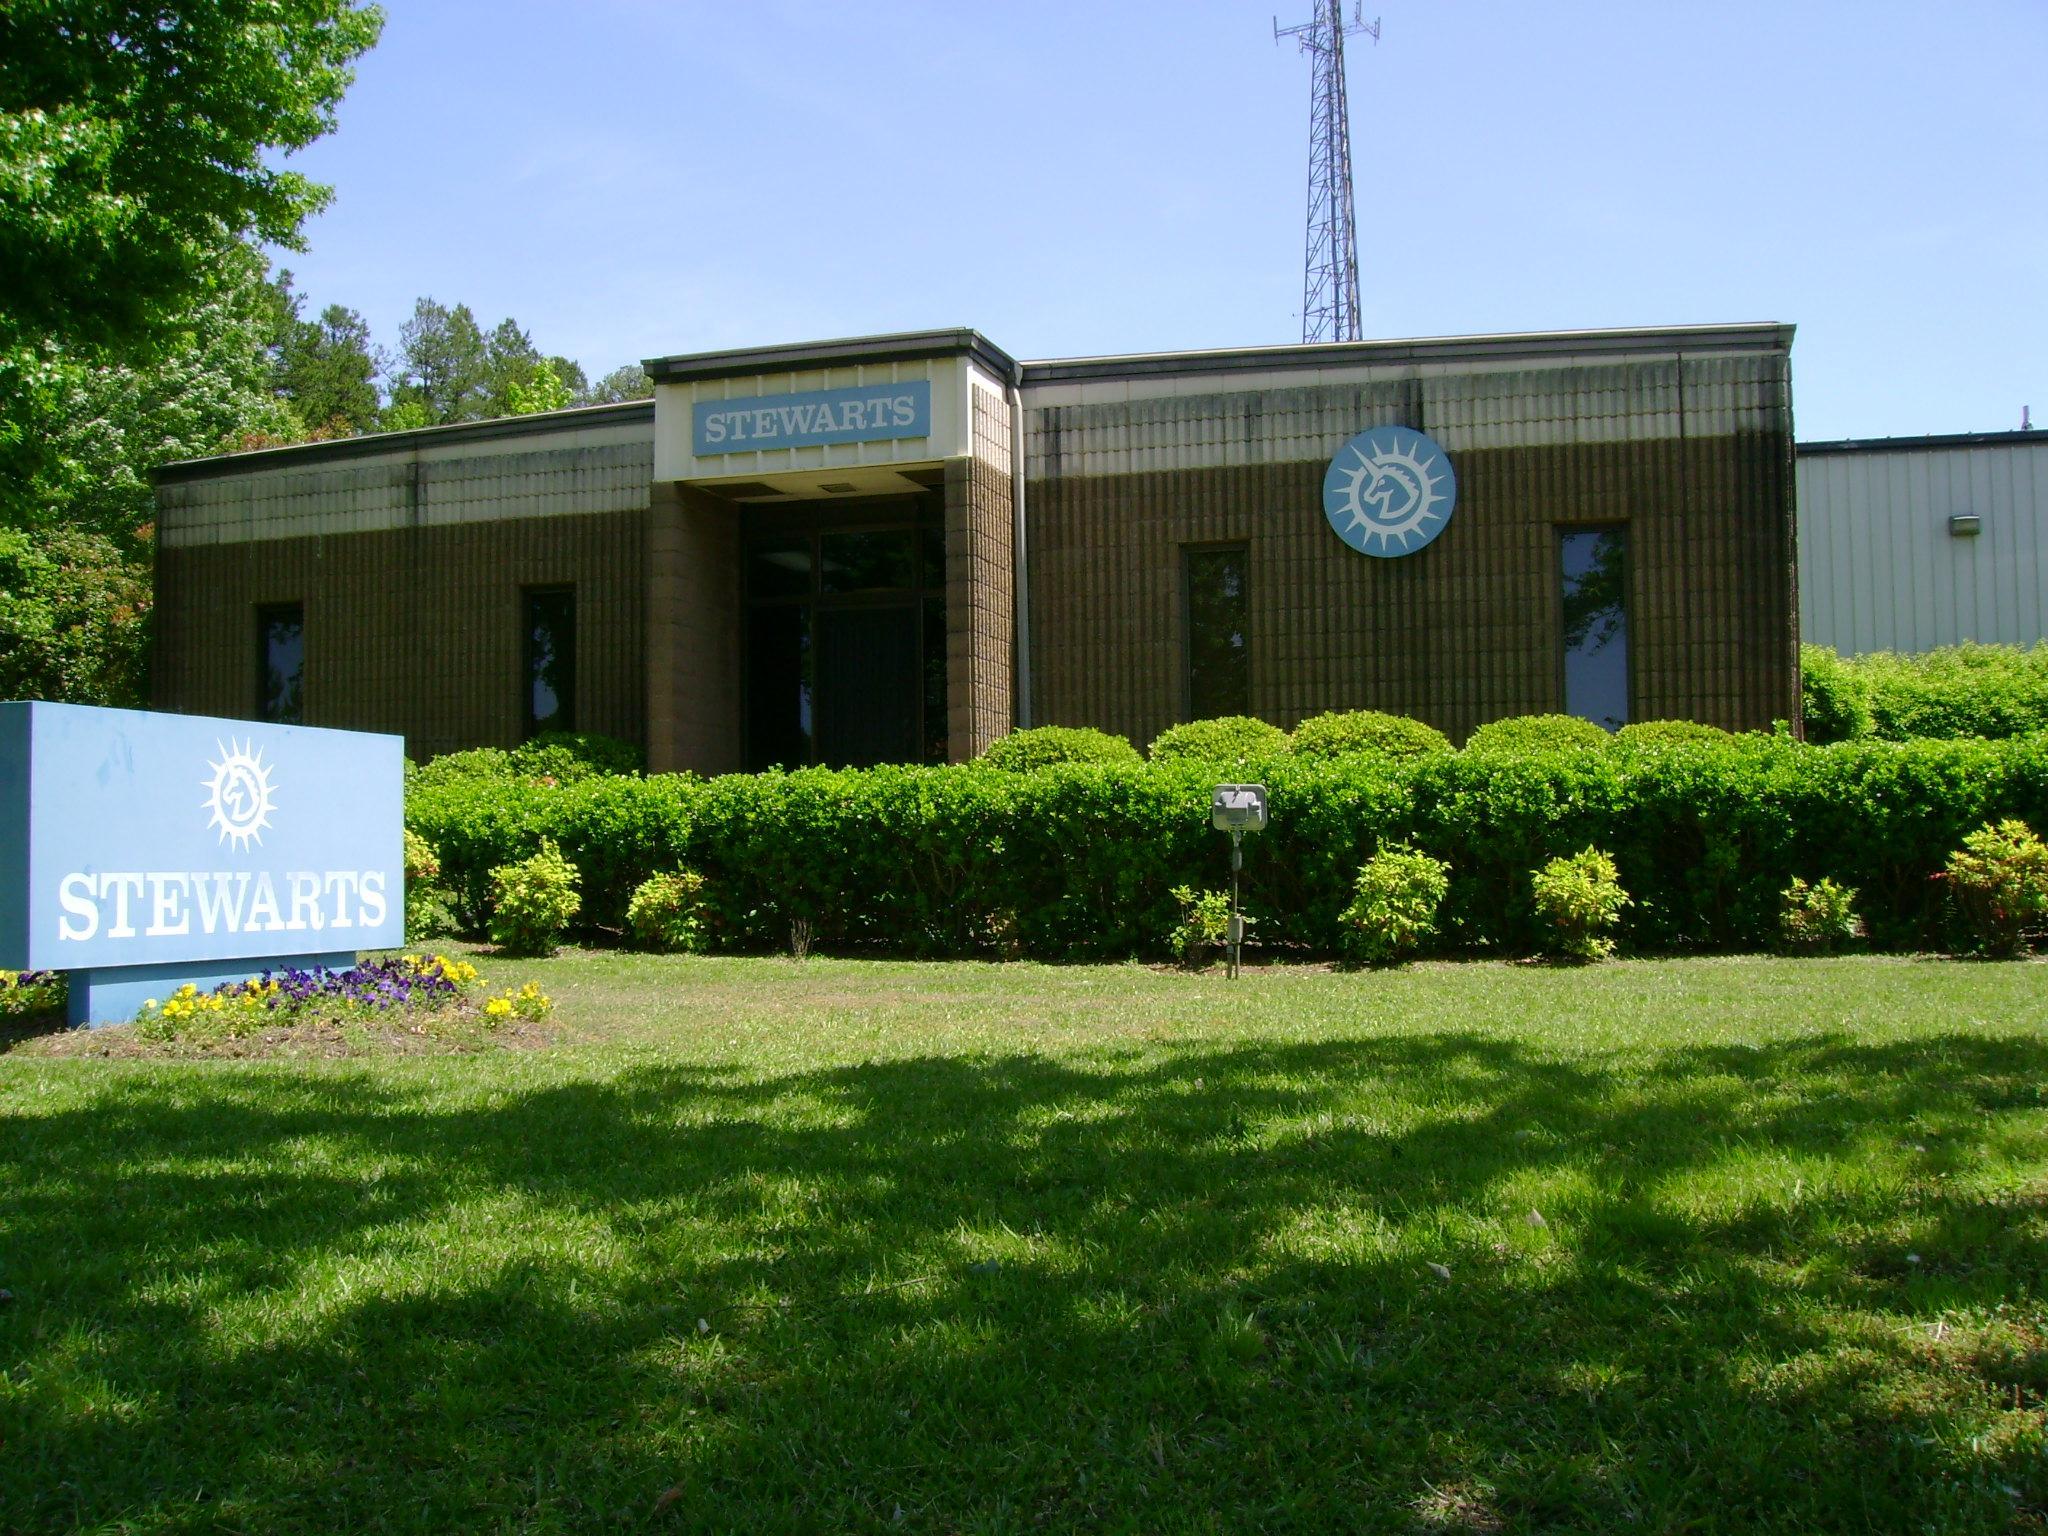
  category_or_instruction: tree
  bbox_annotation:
[265,269,379,433]
[0,525,152,705]
[507,357,571,415]
[385,297,487,426]
[584,362,653,404]
[0,1,385,363]
[13,237,297,541]
[480,316,542,417]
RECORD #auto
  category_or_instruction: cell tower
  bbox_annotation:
[1275,2,1379,343]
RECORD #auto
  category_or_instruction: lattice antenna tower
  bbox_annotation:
[1275,2,1379,343]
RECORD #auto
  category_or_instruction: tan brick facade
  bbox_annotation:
[941,454,1015,760]
[644,483,741,776]
[1026,431,1798,746]
[154,510,647,761]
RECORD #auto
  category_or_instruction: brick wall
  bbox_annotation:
[1026,430,1797,747]
[155,509,647,761]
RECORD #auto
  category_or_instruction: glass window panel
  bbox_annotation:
[920,524,946,591]
[257,604,303,725]
[819,530,916,594]
[814,606,920,768]
[1184,547,1250,720]
[524,588,575,736]
[746,605,812,770]
[1560,527,1629,730]
[747,539,813,599]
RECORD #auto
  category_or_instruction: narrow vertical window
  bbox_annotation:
[523,586,575,737]
[1184,546,1250,720]
[256,603,304,724]
[1559,526,1629,729]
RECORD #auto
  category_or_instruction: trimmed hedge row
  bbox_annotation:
[1803,643,2048,743]
[407,733,2048,959]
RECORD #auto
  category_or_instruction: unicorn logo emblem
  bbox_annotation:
[202,739,277,850]
[1321,425,1458,557]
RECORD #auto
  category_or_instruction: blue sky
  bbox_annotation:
[275,0,2045,441]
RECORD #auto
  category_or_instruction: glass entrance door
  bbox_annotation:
[741,495,947,770]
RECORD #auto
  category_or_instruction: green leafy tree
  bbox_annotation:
[0,525,151,704]
[507,357,571,415]
[583,362,652,404]
[14,238,296,541]
[0,1,385,363]
[385,297,487,426]
[264,269,379,433]
[548,355,589,406]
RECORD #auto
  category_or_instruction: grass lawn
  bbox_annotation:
[4,952,2048,1533]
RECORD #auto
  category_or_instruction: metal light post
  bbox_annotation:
[1210,784,1269,978]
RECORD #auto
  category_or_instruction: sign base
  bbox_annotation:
[66,952,358,1028]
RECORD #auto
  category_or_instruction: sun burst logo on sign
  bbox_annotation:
[202,739,277,850]
[1321,425,1458,558]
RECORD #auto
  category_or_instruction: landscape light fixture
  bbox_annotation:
[1210,783,1269,979]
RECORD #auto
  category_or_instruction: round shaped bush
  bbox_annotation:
[510,731,643,781]
[1148,716,1290,764]
[626,870,708,953]
[1462,714,1611,756]
[1292,710,1451,762]
[1613,720,1735,751]
[980,726,1141,772]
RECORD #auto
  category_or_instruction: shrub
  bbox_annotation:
[1941,819,2048,957]
[626,870,709,953]
[1339,844,1450,966]
[1167,885,1233,967]
[1530,847,1629,961]
[980,726,1141,772]
[1463,714,1611,756]
[402,828,455,941]
[1777,876,1862,954]
[1149,716,1290,765]
[1615,720,1736,751]
[510,731,643,781]
[406,733,2048,960]
[1800,645,1873,743]
[1802,643,2048,742]
[1292,710,1452,762]
[488,838,583,956]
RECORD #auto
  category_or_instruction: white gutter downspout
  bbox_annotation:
[1007,367,1033,729]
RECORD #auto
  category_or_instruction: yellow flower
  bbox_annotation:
[485,996,513,1018]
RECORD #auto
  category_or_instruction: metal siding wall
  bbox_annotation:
[1797,439,2048,653]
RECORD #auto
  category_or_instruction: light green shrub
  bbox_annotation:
[1530,847,1629,961]
[1149,716,1290,765]
[1802,643,2048,742]
[1168,885,1233,968]
[1463,714,1611,756]
[1615,720,1736,751]
[1942,819,2048,957]
[402,828,455,941]
[1292,710,1452,762]
[980,726,1141,771]
[626,870,708,953]
[1777,876,1862,954]
[488,838,583,956]
[1339,844,1450,966]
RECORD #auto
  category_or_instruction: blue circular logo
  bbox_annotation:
[1321,425,1458,558]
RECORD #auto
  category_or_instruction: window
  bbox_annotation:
[1559,526,1629,729]
[256,603,303,724]
[1183,545,1249,720]
[523,587,575,736]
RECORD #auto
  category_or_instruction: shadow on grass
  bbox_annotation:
[5,1030,2048,1532]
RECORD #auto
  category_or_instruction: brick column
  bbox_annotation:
[645,482,742,775]
[941,455,1016,761]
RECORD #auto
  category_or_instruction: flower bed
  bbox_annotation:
[134,953,550,1046]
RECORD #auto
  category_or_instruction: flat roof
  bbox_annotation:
[153,398,655,484]
[644,328,1019,386]
[1019,322,1795,383]
[1798,428,2045,456]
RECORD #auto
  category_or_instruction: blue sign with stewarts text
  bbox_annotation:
[693,380,932,456]
[0,702,405,974]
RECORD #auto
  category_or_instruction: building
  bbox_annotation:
[152,323,1801,769]
[1797,429,2047,655]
